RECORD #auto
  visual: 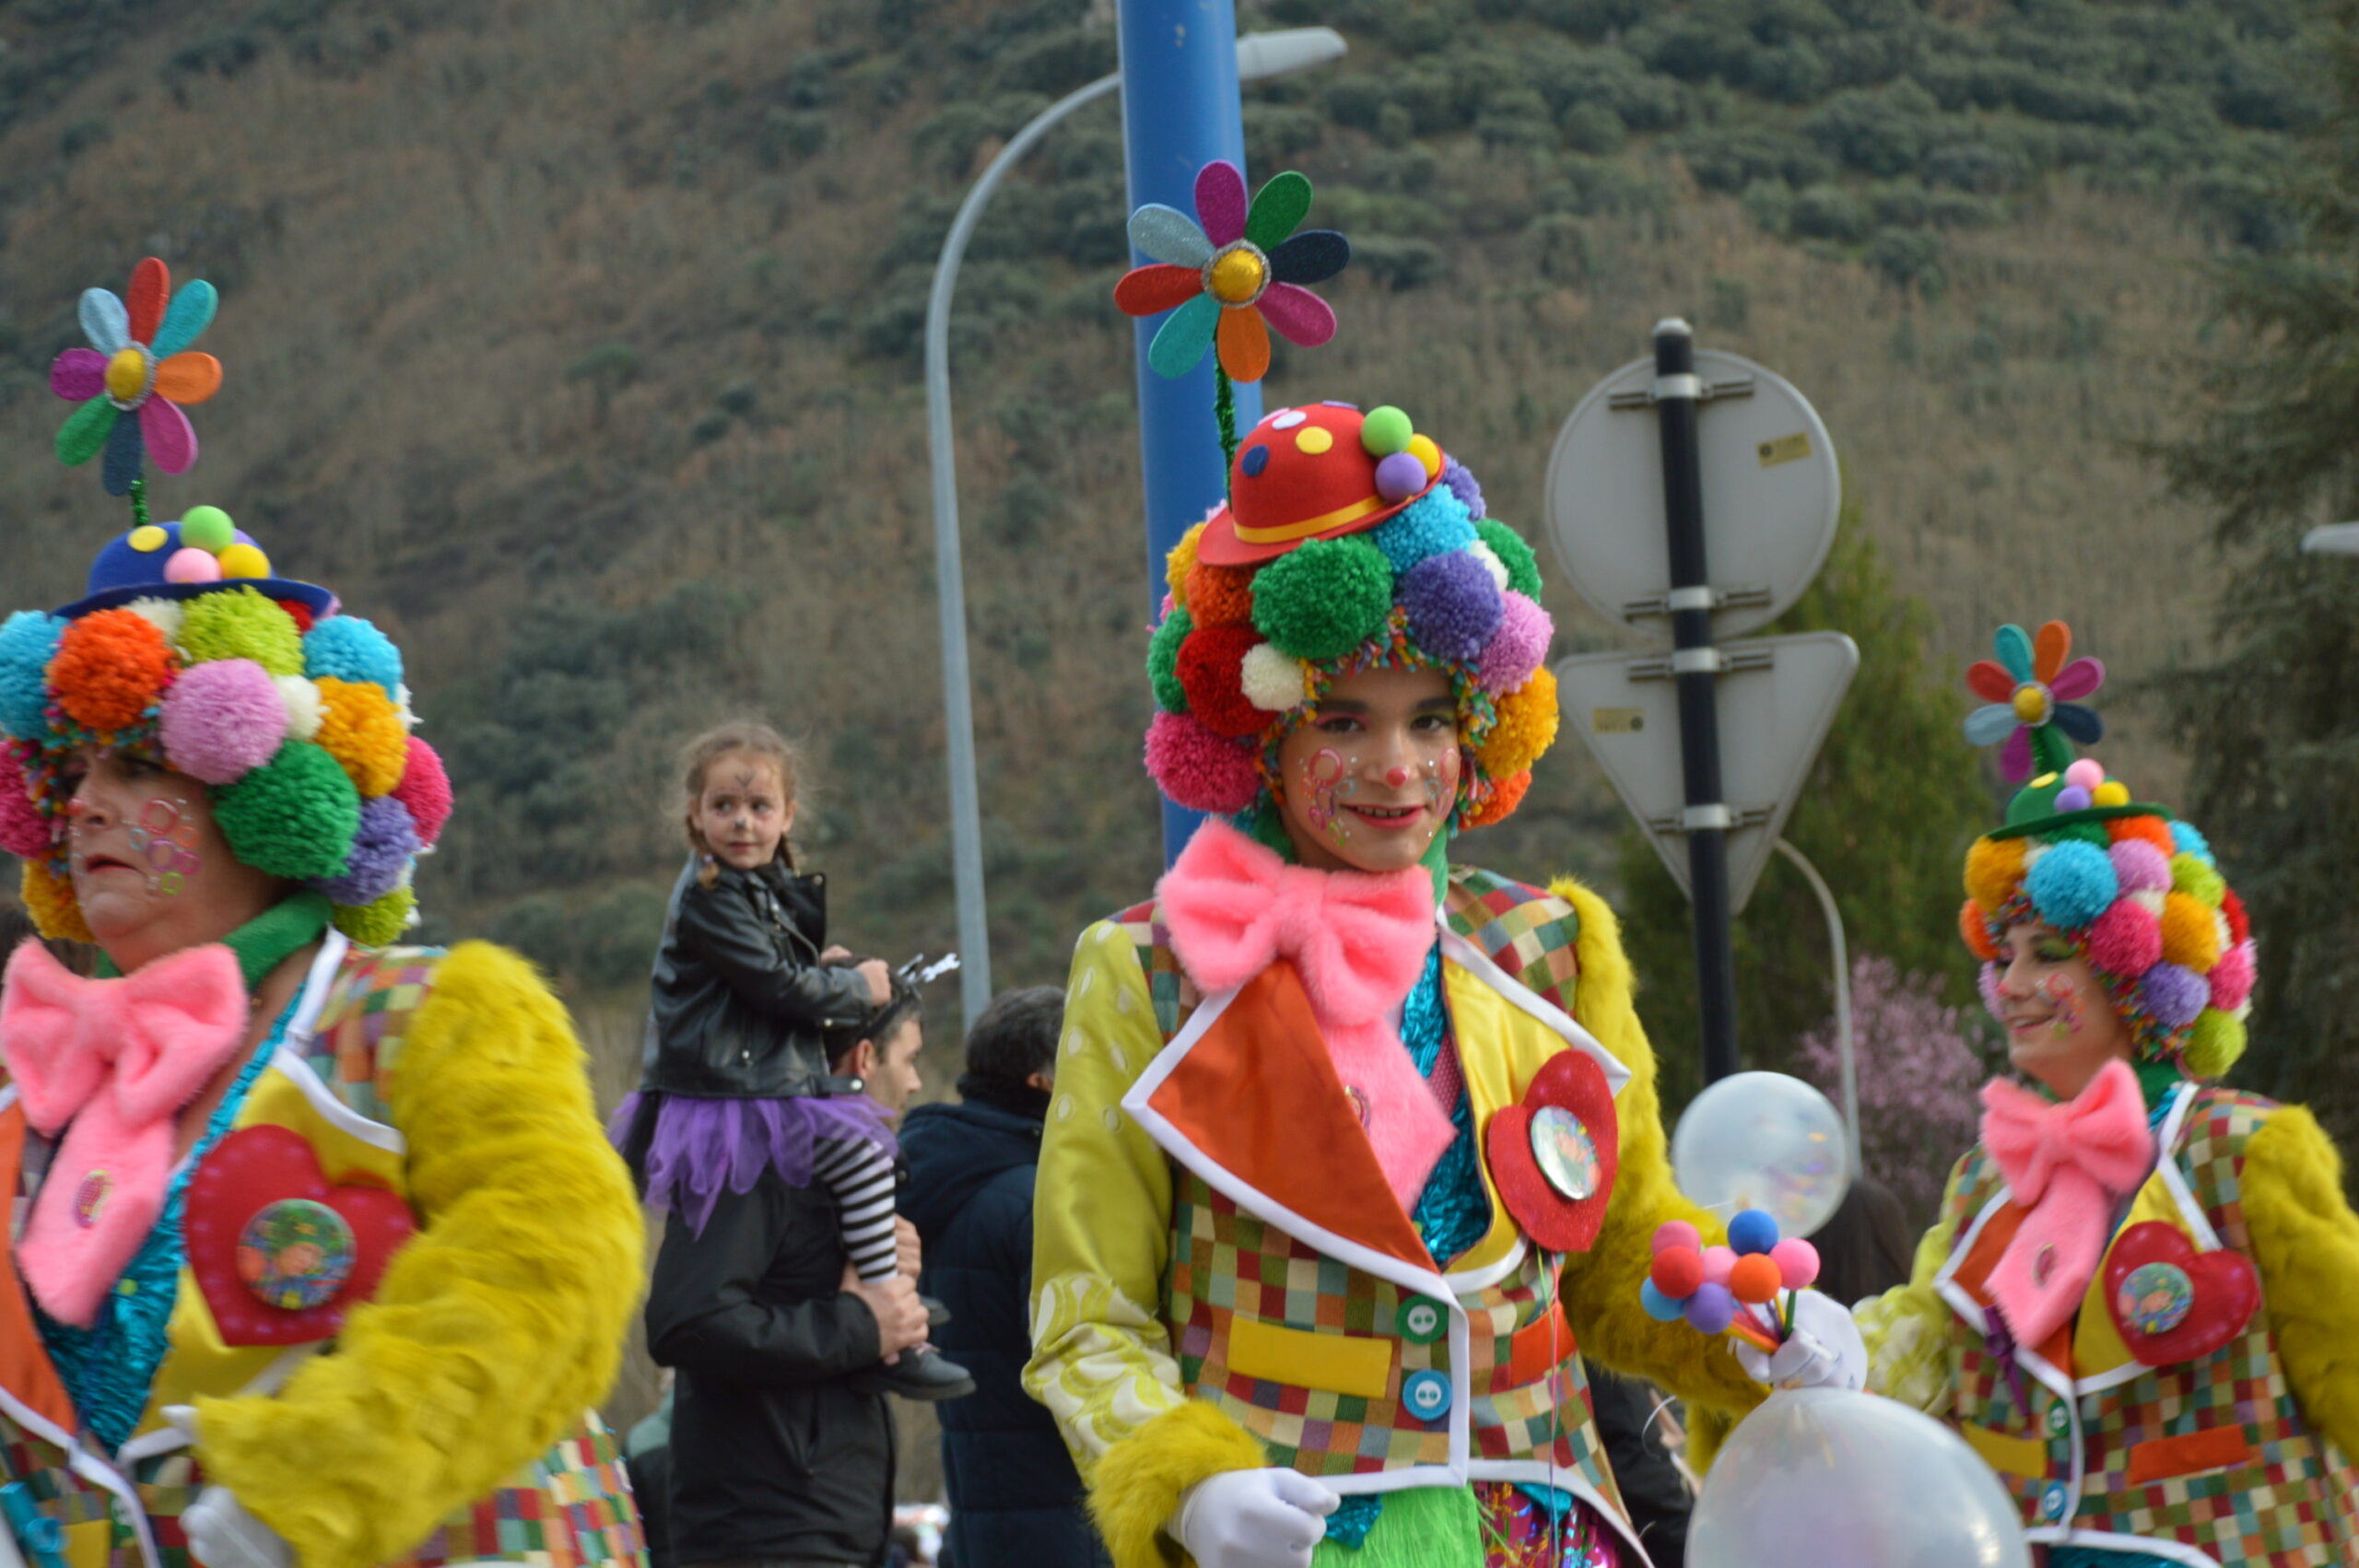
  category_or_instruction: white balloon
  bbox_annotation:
[1672,1070,1851,1237]
[1692,1388,2032,1568]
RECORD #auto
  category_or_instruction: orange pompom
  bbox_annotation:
[1959,897,2001,960]
[2106,814,2176,854]
[312,677,408,796]
[1463,767,1532,829]
[20,858,92,943]
[1477,667,1559,778]
[1729,1253,1783,1305]
[47,608,176,733]
[2159,890,2222,973]
[1183,558,1257,628]
[1964,836,2026,912]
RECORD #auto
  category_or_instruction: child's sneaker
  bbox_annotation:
[923,1294,951,1328]
[875,1345,974,1402]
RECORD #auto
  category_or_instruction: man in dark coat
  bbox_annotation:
[899,987,1104,1568]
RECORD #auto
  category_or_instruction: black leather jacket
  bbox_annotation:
[638,856,874,1098]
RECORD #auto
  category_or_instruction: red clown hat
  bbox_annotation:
[1195,402,1446,567]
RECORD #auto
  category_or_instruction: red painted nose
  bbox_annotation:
[1385,766,1409,788]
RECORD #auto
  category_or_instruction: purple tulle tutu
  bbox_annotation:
[610,1090,897,1235]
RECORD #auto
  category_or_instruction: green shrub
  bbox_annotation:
[1864,226,1942,290]
[1804,78,1945,177]
[1354,236,1446,290]
[1672,125,1833,193]
[1746,41,1830,104]
[1790,182,1870,241]
[1522,213,1594,282]
[1741,178,1795,236]
[1477,87,1556,149]
[1558,99,1626,155]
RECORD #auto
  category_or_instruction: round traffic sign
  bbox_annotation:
[1543,348,1839,643]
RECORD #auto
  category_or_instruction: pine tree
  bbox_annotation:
[2151,1,2359,1155]
[1615,513,1996,1114]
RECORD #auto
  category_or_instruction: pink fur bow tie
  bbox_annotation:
[1,940,248,1327]
[1978,1057,2154,1349]
[1157,820,1452,1210]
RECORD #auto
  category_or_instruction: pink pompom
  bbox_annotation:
[0,749,53,858]
[391,736,453,847]
[1771,1237,1820,1291]
[1144,711,1262,815]
[2209,940,2256,1012]
[2108,838,2172,895]
[1650,1220,1699,1258]
[2064,759,2105,791]
[164,547,222,584]
[1476,592,1553,694]
[1978,960,2005,1021]
[2085,900,2162,978]
[1700,1245,1736,1288]
[157,658,287,784]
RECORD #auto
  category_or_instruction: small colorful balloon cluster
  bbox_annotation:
[0,516,451,948]
[1639,1210,1820,1354]
[1144,410,1558,832]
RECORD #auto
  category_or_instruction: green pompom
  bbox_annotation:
[1473,520,1541,597]
[179,587,303,675]
[211,740,361,880]
[2171,853,2225,908]
[1361,405,1414,457]
[334,884,416,946]
[2183,1008,2248,1078]
[1250,538,1395,662]
[1147,606,1194,714]
[2041,821,2111,848]
[180,506,236,553]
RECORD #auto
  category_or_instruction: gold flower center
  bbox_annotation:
[1209,247,1267,305]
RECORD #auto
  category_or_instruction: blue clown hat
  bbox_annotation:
[57,509,336,621]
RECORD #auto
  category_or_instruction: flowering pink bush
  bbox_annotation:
[1797,954,1990,1220]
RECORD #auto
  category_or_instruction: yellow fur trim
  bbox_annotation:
[2243,1106,2359,1461]
[1088,1399,1266,1568]
[194,942,644,1568]
[1545,876,1765,1462]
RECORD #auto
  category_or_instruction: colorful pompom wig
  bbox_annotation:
[1957,621,2250,1078]
[1143,402,1555,836]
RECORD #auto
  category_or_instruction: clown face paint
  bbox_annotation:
[1996,920,2135,1101]
[694,750,795,872]
[1274,666,1462,875]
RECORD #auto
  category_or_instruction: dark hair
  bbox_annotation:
[1809,1176,1916,1308]
[963,986,1064,1091]
[821,959,924,1071]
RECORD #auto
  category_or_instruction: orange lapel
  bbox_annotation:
[1146,962,1435,1274]
[0,1102,77,1434]
[1952,1199,2075,1379]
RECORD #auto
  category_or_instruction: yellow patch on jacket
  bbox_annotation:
[1088,1399,1268,1568]
[193,942,645,1568]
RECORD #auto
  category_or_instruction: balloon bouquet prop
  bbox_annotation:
[1639,1210,1821,1356]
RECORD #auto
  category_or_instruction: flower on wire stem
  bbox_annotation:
[1963,619,2104,781]
[50,257,222,497]
[1114,160,1349,384]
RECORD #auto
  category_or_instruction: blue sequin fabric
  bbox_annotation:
[33,997,293,1455]
[1403,943,1488,1270]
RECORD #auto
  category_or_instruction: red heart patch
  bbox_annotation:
[1484,1049,1618,1254]
[2102,1220,2259,1368]
[186,1125,417,1346]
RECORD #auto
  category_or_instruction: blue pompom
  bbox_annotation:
[1639,1280,1685,1322]
[0,611,64,740]
[302,615,404,692]
[2169,821,2213,866]
[1727,1209,1780,1257]
[2025,838,2118,930]
[1370,488,1475,575]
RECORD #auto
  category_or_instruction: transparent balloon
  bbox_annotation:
[1692,1388,2031,1568]
[1672,1071,1849,1237]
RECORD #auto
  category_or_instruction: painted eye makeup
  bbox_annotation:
[2033,939,2077,964]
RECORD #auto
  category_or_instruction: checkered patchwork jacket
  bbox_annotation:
[0,937,646,1568]
[1025,863,1765,1562]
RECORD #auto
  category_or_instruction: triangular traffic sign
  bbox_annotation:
[1555,631,1858,916]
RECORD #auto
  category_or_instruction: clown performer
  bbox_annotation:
[1023,397,1778,1568]
[1738,622,2359,1567]
[0,258,645,1568]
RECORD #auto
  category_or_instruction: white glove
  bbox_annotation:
[1731,1290,1869,1392]
[1173,1467,1340,1568]
[159,1409,297,1568]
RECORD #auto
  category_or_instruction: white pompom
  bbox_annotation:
[1239,641,1309,712]
[274,674,323,741]
[1468,542,1510,593]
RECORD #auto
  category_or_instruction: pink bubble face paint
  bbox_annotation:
[1304,748,1351,848]
[2038,972,2083,1036]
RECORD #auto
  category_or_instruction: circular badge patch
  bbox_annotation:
[1530,1106,1602,1200]
[237,1199,356,1311]
[2116,1260,2195,1336]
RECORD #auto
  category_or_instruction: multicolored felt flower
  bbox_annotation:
[1115,160,1349,383]
[1964,620,2104,780]
[50,257,222,496]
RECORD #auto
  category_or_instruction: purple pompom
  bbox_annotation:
[2109,838,2171,895]
[313,793,420,906]
[1477,591,1553,694]
[1442,457,1485,521]
[2139,961,2210,1031]
[2054,785,2093,813]
[158,658,288,785]
[1978,960,2005,1021]
[1402,551,1504,664]
[1375,451,1428,503]
[1683,1281,1736,1334]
